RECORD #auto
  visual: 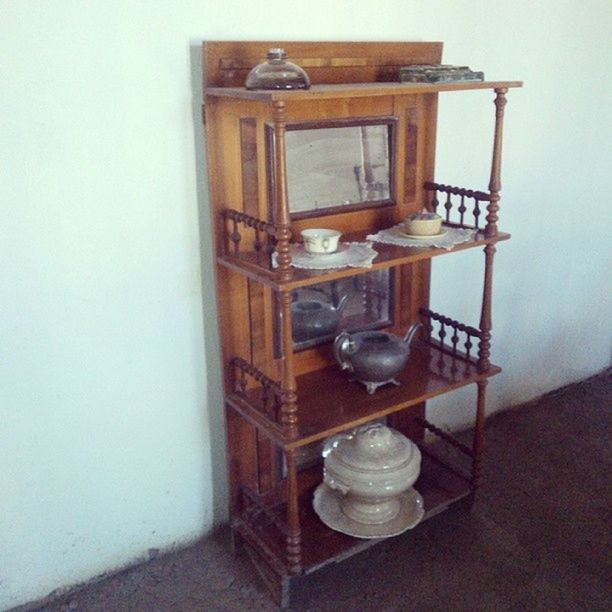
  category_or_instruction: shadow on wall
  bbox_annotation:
[189,42,228,526]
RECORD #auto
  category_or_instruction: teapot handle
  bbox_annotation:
[335,294,349,314]
[333,332,353,372]
[402,321,423,345]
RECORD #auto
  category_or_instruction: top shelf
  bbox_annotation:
[204,80,523,102]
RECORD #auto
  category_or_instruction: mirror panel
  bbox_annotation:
[267,118,396,219]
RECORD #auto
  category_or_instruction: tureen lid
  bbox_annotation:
[324,423,419,472]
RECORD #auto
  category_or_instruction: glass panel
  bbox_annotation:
[285,124,392,214]
[266,118,396,219]
[290,269,393,351]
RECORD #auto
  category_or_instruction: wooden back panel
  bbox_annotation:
[203,41,443,88]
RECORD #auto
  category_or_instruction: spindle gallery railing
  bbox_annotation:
[235,502,288,578]
[423,182,492,231]
[231,357,283,423]
[242,485,288,535]
[420,307,482,364]
[418,445,472,484]
[416,418,473,457]
[221,208,277,264]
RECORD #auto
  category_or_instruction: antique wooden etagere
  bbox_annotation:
[202,41,521,607]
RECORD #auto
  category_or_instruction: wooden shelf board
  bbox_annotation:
[229,342,500,450]
[234,452,472,577]
[217,230,511,292]
[205,80,523,102]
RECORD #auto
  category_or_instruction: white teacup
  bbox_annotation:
[301,228,342,254]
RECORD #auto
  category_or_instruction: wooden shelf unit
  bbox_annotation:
[202,40,521,608]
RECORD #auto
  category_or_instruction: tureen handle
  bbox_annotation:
[322,430,354,495]
[324,474,350,495]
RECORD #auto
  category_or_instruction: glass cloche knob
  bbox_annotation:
[245,48,311,90]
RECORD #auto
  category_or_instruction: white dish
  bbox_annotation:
[302,243,350,258]
[286,242,378,270]
[313,482,424,539]
[399,230,448,240]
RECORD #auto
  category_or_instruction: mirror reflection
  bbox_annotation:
[279,120,394,216]
[286,125,391,213]
[290,270,393,351]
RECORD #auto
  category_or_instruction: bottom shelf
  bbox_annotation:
[234,451,472,578]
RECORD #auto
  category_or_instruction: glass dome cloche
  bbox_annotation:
[245,48,311,90]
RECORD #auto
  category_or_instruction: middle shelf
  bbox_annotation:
[217,227,510,291]
[227,341,501,450]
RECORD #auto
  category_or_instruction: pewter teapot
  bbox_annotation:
[333,322,422,394]
[292,295,349,343]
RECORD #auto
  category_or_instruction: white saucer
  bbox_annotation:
[313,483,424,539]
[400,230,448,240]
[286,242,378,270]
[302,243,350,259]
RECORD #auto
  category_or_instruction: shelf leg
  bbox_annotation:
[279,292,298,438]
[272,100,293,282]
[478,243,496,372]
[285,449,302,575]
[471,379,488,489]
[485,87,508,238]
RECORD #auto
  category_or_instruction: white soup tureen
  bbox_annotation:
[321,423,422,529]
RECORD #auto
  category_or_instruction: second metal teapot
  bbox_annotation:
[333,322,422,394]
[292,295,349,343]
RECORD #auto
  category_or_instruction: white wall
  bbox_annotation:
[1,1,610,609]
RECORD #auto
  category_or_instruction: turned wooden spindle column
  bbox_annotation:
[285,449,302,574]
[478,242,496,373]
[485,87,508,238]
[272,100,293,281]
[272,101,298,438]
[478,88,508,393]
[473,88,508,486]
[279,291,299,437]
[273,100,301,574]
[471,379,488,489]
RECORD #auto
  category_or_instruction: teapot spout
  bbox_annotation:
[402,321,423,345]
[335,294,349,314]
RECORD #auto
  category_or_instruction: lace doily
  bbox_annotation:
[367,225,475,251]
[273,242,378,270]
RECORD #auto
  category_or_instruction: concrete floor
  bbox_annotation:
[25,369,611,611]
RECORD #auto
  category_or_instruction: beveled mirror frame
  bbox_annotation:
[266,116,398,220]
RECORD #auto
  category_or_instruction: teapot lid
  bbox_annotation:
[324,423,419,473]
